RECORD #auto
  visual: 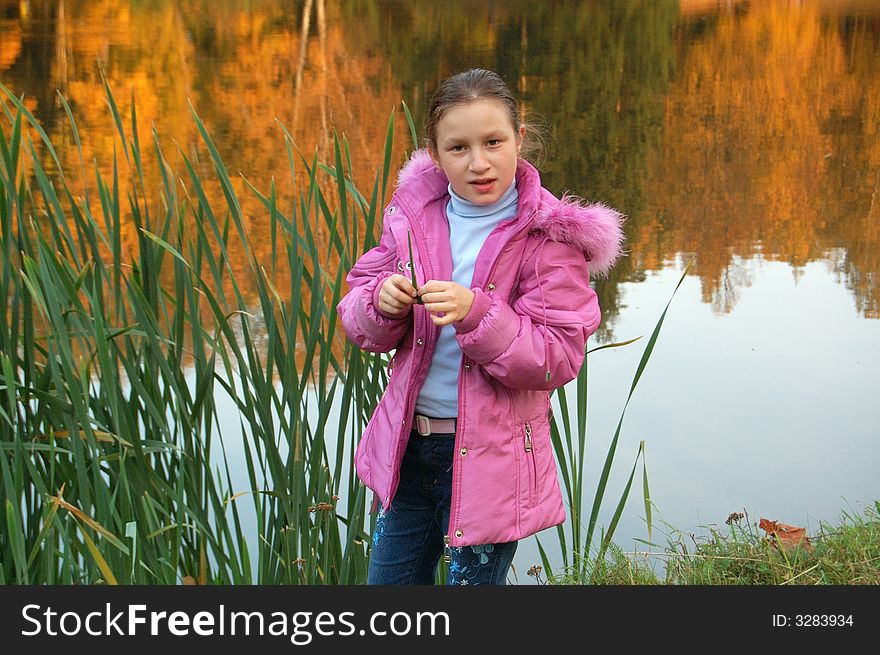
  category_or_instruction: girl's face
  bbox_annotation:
[429,98,525,206]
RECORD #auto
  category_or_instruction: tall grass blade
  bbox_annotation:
[584,260,692,555]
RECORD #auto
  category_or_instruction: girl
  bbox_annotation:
[337,69,624,585]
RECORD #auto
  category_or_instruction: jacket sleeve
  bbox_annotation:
[453,238,600,390]
[336,214,412,353]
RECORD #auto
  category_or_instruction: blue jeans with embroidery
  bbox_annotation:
[367,429,518,585]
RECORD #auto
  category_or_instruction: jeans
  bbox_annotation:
[367,429,518,585]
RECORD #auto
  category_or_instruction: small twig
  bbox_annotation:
[407,230,423,303]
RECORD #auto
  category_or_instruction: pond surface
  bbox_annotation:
[2,0,879,581]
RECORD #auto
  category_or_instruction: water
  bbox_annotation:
[584,259,880,567]
[2,0,879,582]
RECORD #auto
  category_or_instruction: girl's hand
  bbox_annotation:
[418,280,475,326]
[378,274,418,316]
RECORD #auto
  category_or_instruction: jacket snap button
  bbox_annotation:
[460,448,468,456]
[487,283,496,291]
[388,206,396,214]
[416,338,424,347]
[464,364,471,371]
[455,530,463,538]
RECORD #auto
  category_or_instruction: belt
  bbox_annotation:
[414,414,457,436]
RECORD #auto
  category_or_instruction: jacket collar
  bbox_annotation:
[393,149,625,277]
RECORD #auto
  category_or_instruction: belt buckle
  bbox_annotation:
[416,415,431,436]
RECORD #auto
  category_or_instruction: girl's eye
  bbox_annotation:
[487,139,500,146]
[450,144,466,152]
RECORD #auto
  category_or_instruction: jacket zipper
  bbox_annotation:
[444,218,534,551]
[444,356,466,560]
[524,421,537,507]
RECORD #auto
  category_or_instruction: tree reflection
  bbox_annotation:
[2,0,879,339]
[649,0,880,316]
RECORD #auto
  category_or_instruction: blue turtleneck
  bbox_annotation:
[414,180,519,419]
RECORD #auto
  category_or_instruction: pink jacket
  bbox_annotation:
[337,150,624,547]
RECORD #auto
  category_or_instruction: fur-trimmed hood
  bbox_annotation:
[395,149,625,277]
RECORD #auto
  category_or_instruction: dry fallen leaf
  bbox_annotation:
[759,518,813,551]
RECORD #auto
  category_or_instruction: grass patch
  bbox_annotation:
[545,500,880,585]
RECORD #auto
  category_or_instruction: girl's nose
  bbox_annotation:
[469,150,489,172]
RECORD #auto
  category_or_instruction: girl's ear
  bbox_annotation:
[428,146,442,170]
[516,124,526,153]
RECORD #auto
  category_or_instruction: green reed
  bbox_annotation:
[0,75,676,585]
[542,263,689,582]
[0,72,388,584]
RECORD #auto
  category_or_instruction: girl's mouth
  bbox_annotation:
[470,178,495,192]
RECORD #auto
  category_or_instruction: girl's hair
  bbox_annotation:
[425,68,546,165]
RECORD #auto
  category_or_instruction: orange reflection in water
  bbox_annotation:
[642,0,880,316]
[3,0,879,339]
